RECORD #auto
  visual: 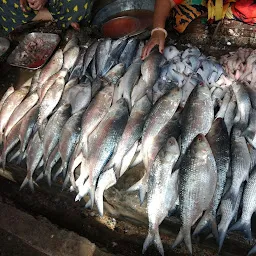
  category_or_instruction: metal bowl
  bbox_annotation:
[92,0,155,25]
[0,37,10,57]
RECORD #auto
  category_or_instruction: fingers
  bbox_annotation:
[27,0,46,10]
[159,38,165,54]
[19,0,28,12]
[141,40,157,60]
[71,22,80,31]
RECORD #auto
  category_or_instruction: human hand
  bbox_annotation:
[27,0,47,10]
[20,0,28,12]
[71,22,80,31]
[141,30,166,60]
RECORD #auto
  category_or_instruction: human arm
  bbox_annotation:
[141,0,177,60]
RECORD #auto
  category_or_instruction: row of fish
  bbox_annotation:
[0,34,255,255]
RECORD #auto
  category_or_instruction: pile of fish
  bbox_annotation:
[0,35,256,255]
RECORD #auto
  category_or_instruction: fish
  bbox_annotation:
[4,92,38,138]
[30,69,41,94]
[63,36,78,53]
[95,38,112,76]
[42,104,71,168]
[223,125,250,210]
[0,86,30,145]
[101,37,128,76]
[80,84,114,158]
[103,63,125,86]
[37,49,63,88]
[55,110,83,184]
[63,45,80,71]
[76,98,129,207]
[232,81,251,129]
[0,86,14,113]
[218,181,244,252]
[163,45,180,60]
[20,131,44,191]
[70,83,91,114]
[224,94,237,135]
[215,90,231,119]
[119,60,141,110]
[82,40,101,76]
[243,108,256,148]
[172,134,217,254]
[193,118,230,238]
[39,69,68,102]
[143,138,180,256]
[107,94,152,179]
[229,168,256,241]
[180,83,214,156]
[1,120,22,170]
[119,38,138,70]
[128,88,181,203]
[37,77,66,134]
[69,46,88,80]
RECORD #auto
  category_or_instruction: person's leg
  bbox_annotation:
[0,0,36,34]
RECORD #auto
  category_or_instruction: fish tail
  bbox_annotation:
[85,199,92,209]
[20,176,29,191]
[88,186,95,209]
[193,212,218,240]
[95,184,105,217]
[36,171,44,182]
[53,165,63,182]
[229,219,252,241]
[127,174,148,205]
[62,172,70,191]
[16,151,24,165]
[75,180,89,202]
[218,226,228,253]
[142,228,164,256]
[1,137,7,171]
[172,229,184,249]
[183,227,193,255]
[243,129,256,148]
[248,245,256,256]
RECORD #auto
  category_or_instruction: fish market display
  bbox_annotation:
[1,35,256,256]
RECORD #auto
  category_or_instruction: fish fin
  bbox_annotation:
[62,173,70,191]
[95,168,117,216]
[183,227,193,255]
[142,228,164,256]
[127,174,148,205]
[88,186,95,209]
[218,227,228,253]
[75,179,89,202]
[36,171,44,182]
[222,189,238,210]
[53,166,63,182]
[248,245,256,256]
[172,229,183,249]
[243,129,256,148]
[193,211,218,240]
[20,176,29,191]
[85,199,92,209]
[229,219,252,242]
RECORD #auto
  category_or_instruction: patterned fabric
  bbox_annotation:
[0,0,93,34]
[170,1,208,33]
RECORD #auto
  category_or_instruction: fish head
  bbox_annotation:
[116,98,128,108]
[192,134,210,158]
[164,137,180,160]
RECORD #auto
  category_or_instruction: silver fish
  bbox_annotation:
[0,86,14,113]
[76,98,129,206]
[243,108,256,148]
[172,134,217,254]
[0,86,30,144]
[229,168,256,241]
[180,84,214,156]
[224,94,237,135]
[63,45,80,71]
[193,118,230,238]
[143,138,180,256]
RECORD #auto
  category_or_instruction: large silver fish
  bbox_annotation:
[172,134,217,254]
[76,98,129,207]
[143,138,180,256]
[63,45,80,71]
[0,86,30,144]
[193,118,230,238]
[229,168,256,241]
[180,84,214,156]
[243,108,256,148]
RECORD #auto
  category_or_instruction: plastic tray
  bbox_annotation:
[7,32,60,70]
